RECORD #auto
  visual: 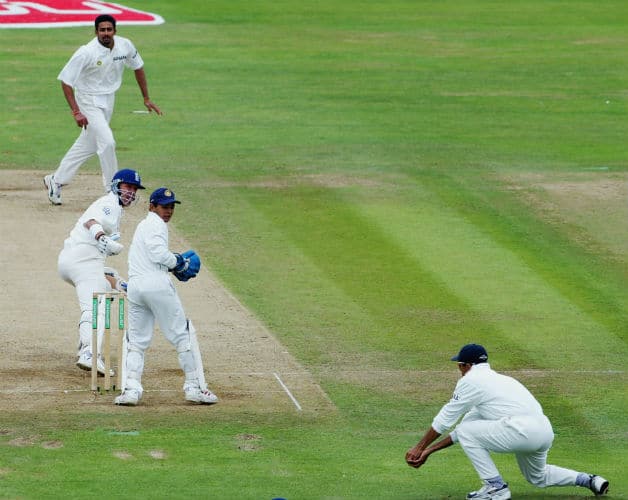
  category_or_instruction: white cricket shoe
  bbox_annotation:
[76,351,114,377]
[185,387,219,405]
[589,475,609,496]
[466,483,511,500]
[114,390,141,406]
[43,174,62,205]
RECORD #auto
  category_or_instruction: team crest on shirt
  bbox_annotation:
[103,207,111,215]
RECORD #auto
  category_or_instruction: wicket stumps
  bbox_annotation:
[91,292,127,392]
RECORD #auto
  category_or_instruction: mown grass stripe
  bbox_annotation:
[415,169,628,343]
[353,174,627,370]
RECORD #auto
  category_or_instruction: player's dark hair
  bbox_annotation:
[95,14,116,30]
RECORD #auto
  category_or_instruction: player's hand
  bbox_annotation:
[73,111,88,129]
[171,250,201,282]
[144,99,163,115]
[97,235,124,256]
[405,447,429,469]
[409,451,429,468]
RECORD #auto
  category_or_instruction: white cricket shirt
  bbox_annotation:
[64,192,123,255]
[431,363,545,434]
[128,211,177,279]
[57,35,144,95]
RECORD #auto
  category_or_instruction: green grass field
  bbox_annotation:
[1,1,627,498]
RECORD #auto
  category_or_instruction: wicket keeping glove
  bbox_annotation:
[171,250,201,282]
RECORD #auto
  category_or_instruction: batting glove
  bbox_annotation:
[97,235,124,256]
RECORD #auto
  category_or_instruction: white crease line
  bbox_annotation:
[2,369,622,396]
[0,388,300,395]
[273,372,302,411]
[0,388,92,394]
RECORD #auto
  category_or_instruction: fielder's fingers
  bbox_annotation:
[76,116,88,128]
[144,101,162,115]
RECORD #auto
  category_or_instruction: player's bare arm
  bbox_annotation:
[134,68,162,115]
[61,82,88,128]
[409,435,454,469]
[406,427,441,467]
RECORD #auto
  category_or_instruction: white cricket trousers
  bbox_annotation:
[452,414,579,487]
[54,91,117,190]
[123,272,200,394]
[57,242,109,353]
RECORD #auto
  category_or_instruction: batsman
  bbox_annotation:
[57,168,144,375]
[115,187,218,406]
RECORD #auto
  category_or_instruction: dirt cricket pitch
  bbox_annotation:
[0,170,332,415]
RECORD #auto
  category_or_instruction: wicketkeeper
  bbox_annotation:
[405,344,609,499]
[115,187,218,406]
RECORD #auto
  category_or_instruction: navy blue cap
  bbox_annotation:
[451,344,488,364]
[150,187,181,206]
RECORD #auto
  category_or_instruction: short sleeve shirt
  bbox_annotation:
[58,35,144,95]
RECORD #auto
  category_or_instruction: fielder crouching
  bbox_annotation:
[115,187,218,406]
[405,344,609,499]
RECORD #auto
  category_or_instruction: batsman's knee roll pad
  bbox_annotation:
[125,345,145,378]
[79,309,91,326]
[126,344,145,364]
[176,338,191,354]
[128,344,143,353]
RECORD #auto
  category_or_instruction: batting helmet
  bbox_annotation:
[111,169,145,190]
[111,169,145,206]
